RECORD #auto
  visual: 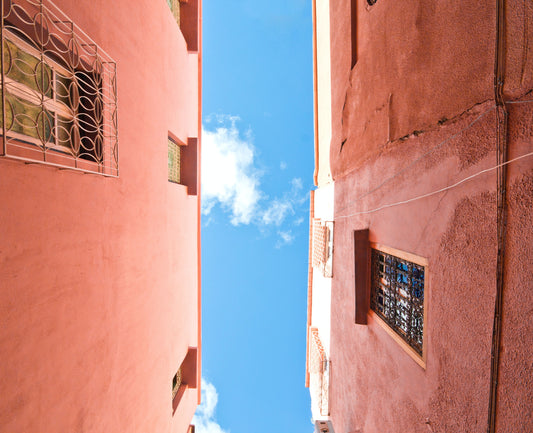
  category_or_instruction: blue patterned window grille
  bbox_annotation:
[370,249,425,355]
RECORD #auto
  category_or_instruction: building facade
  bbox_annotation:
[307,1,533,432]
[0,0,201,432]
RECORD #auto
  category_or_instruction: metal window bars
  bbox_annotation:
[172,367,182,400]
[312,219,327,268]
[370,248,425,355]
[167,0,181,26]
[168,138,181,183]
[312,219,334,278]
[309,327,330,417]
[0,0,118,176]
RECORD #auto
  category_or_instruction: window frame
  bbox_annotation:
[312,218,334,278]
[0,0,119,176]
[3,30,76,155]
[369,242,428,368]
[171,347,198,415]
[168,135,183,184]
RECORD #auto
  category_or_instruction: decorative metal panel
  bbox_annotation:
[309,328,330,417]
[167,0,180,26]
[312,219,327,268]
[323,221,333,278]
[370,249,425,355]
[172,367,182,399]
[168,138,181,183]
[0,0,118,176]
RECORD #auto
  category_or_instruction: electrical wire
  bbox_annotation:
[335,150,533,219]
[505,99,533,104]
[334,97,532,218]
[334,106,496,215]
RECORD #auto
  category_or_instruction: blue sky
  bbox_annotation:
[195,1,314,433]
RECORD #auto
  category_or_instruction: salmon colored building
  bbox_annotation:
[0,0,201,432]
[307,1,533,432]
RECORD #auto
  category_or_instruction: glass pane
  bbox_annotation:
[56,115,73,150]
[1,93,53,143]
[56,71,75,107]
[4,39,53,98]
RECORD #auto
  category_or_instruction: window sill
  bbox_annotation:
[172,384,188,415]
[369,310,427,369]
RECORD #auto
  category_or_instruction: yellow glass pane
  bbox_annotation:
[3,39,52,98]
[56,115,73,149]
[0,94,53,143]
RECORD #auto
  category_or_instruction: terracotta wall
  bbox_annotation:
[0,1,201,432]
[326,1,533,432]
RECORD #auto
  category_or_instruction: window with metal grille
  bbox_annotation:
[370,248,425,356]
[312,219,334,277]
[0,0,118,176]
[167,0,181,26]
[166,0,199,53]
[168,138,181,183]
[308,327,330,417]
[312,219,327,268]
[172,347,198,414]
[172,367,182,400]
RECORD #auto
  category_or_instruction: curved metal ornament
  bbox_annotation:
[0,0,118,176]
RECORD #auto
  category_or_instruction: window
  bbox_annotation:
[168,137,182,184]
[308,327,330,417]
[172,347,198,414]
[172,367,182,400]
[0,0,118,176]
[167,134,198,195]
[167,0,181,26]
[167,0,199,53]
[370,244,427,364]
[312,219,334,278]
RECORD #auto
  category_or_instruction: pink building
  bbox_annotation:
[0,0,201,432]
[307,1,533,432]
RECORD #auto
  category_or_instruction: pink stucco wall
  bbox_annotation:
[325,1,533,432]
[0,1,201,432]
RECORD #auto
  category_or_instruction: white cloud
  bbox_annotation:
[294,217,304,226]
[192,378,229,433]
[275,230,295,249]
[291,177,303,190]
[262,200,294,226]
[201,116,309,243]
[261,177,305,225]
[202,116,262,225]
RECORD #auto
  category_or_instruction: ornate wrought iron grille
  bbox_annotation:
[312,218,327,268]
[0,0,118,176]
[312,219,334,277]
[309,327,330,416]
[172,367,182,400]
[168,138,181,183]
[370,249,425,355]
[167,0,181,26]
